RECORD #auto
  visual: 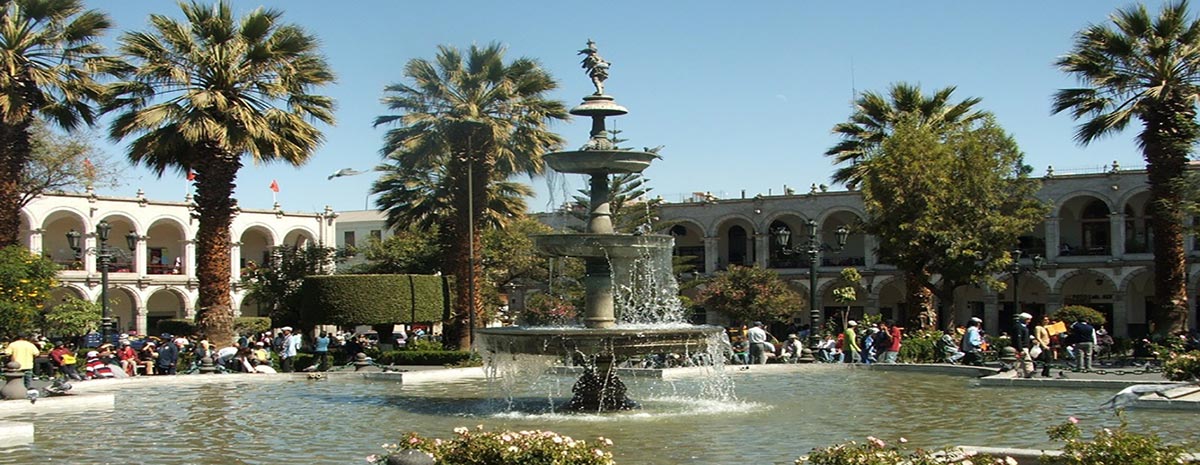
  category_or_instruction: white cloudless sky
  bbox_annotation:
[83,0,1148,214]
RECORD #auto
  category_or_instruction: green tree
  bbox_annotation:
[0,245,57,336]
[697,265,802,324]
[40,295,100,338]
[342,224,443,275]
[861,115,1046,327]
[825,82,985,189]
[569,172,662,234]
[22,120,120,207]
[373,43,567,349]
[106,2,335,345]
[245,244,336,328]
[1053,1,1200,335]
[0,0,119,246]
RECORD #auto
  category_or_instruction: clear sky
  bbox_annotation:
[81,0,1148,214]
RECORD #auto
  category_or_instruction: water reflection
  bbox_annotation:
[3,368,1198,465]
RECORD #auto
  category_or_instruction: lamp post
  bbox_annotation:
[67,222,138,345]
[1009,249,1044,320]
[773,220,849,362]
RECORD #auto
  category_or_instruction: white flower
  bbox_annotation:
[508,446,519,453]
[595,449,605,457]
[453,426,469,435]
[1005,457,1018,465]
[365,455,378,463]
[604,438,613,446]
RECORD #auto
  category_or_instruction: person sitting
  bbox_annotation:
[939,331,965,364]
[84,351,115,379]
[138,342,158,375]
[117,341,139,376]
[782,334,804,362]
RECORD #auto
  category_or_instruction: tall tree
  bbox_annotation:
[861,115,1046,328]
[1053,0,1200,335]
[0,0,119,246]
[374,43,567,349]
[106,1,335,344]
[825,82,985,189]
[22,120,120,206]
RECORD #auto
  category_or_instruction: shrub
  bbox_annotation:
[300,274,449,325]
[1047,415,1190,465]
[157,319,196,337]
[1162,351,1200,382]
[40,296,101,338]
[233,317,271,336]
[0,246,58,336]
[898,329,943,363]
[369,427,616,465]
[375,350,473,366]
[697,265,802,324]
[520,293,577,326]
[799,435,1003,465]
[1051,305,1107,326]
[406,338,444,351]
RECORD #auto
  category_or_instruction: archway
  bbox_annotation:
[716,217,755,269]
[147,218,188,274]
[147,288,187,334]
[817,210,865,267]
[104,287,138,335]
[1058,196,1111,256]
[668,221,705,274]
[41,210,87,268]
[1122,269,1154,338]
[1123,191,1152,254]
[239,226,274,270]
[766,214,810,269]
[282,228,315,248]
[1056,271,1117,333]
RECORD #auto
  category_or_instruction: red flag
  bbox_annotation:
[186,171,195,181]
[269,180,280,193]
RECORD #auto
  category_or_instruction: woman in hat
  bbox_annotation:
[117,341,139,376]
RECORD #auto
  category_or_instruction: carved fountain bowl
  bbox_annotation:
[532,233,672,259]
[543,150,658,175]
[475,325,726,359]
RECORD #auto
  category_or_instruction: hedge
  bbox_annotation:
[300,274,450,325]
[156,317,273,337]
[1050,305,1107,326]
[234,317,272,336]
[374,350,474,366]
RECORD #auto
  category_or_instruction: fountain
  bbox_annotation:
[475,41,726,412]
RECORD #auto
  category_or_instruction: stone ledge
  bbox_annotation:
[0,392,114,417]
[977,375,1175,389]
[957,445,1200,464]
[0,421,33,447]
[866,363,999,377]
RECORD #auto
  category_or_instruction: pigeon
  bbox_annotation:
[26,388,38,404]
[327,168,365,180]
[1056,370,1068,379]
[1101,382,1197,410]
[643,145,665,154]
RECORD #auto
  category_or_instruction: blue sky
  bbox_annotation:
[82,0,1147,214]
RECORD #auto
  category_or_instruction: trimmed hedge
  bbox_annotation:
[156,317,271,338]
[234,317,271,336]
[375,350,474,366]
[300,274,450,325]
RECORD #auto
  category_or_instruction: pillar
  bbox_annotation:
[134,236,147,276]
[84,234,97,274]
[1112,292,1128,338]
[184,240,196,277]
[1045,293,1063,316]
[1110,212,1126,259]
[754,233,769,268]
[864,235,878,268]
[229,242,242,284]
[983,293,999,333]
[28,229,43,256]
[703,236,718,275]
[1044,216,1060,261]
[135,306,148,336]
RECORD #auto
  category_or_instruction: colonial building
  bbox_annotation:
[658,167,1199,338]
[17,188,338,335]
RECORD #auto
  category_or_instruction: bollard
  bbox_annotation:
[1,361,27,400]
[198,356,218,374]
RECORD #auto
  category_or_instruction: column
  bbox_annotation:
[135,306,148,336]
[134,237,147,276]
[184,240,196,277]
[866,296,880,317]
[754,233,769,268]
[229,242,242,284]
[84,234,97,274]
[28,229,43,256]
[1044,216,1060,261]
[864,235,878,268]
[1112,292,1128,338]
[1110,212,1126,259]
[983,293,999,333]
[1045,293,1063,316]
[703,236,718,275]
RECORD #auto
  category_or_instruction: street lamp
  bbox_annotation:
[67,222,138,345]
[773,220,849,362]
[1009,249,1044,320]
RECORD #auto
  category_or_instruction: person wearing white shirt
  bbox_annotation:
[747,321,769,364]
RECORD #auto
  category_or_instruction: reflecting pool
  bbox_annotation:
[3,366,1197,465]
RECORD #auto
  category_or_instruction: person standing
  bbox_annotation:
[1034,316,1053,378]
[746,321,769,365]
[279,327,301,372]
[3,335,39,388]
[842,321,860,364]
[961,318,984,366]
[1012,313,1034,378]
[314,332,330,371]
[1070,319,1097,371]
[156,336,179,375]
[879,320,902,363]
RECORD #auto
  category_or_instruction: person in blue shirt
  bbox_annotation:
[314,332,331,371]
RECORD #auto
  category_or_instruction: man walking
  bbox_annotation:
[3,334,39,388]
[842,321,860,364]
[747,321,769,365]
[1012,313,1034,378]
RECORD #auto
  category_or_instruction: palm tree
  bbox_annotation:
[106,1,335,344]
[374,43,567,349]
[825,82,984,189]
[0,0,119,246]
[1053,0,1200,335]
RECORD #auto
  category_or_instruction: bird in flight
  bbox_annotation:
[328,168,367,180]
[1101,381,1198,410]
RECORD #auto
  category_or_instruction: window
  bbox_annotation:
[344,231,356,248]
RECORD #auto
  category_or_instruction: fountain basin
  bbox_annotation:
[532,233,671,258]
[476,325,724,358]
[543,150,658,174]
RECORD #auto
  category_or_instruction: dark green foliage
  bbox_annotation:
[233,317,271,336]
[156,319,196,337]
[697,265,802,324]
[300,274,449,325]
[897,330,943,363]
[245,244,337,328]
[569,172,662,234]
[341,225,442,275]
[374,350,474,366]
[40,296,101,338]
[1051,305,1107,326]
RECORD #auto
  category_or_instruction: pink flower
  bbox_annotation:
[1068,416,1079,424]
[365,455,378,463]
[408,437,420,444]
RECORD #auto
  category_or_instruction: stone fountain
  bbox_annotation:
[476,41,726,412]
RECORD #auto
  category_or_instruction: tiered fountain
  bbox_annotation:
[476,41,726,412]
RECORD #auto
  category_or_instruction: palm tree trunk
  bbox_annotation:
[192,147,240,345]
[1140,99,1196,336]
[0,121,31,247]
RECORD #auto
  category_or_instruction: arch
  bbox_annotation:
[238,223,278,245]
[707,213,758,237]
[103,286,141,334]
[282,227,317,248]
[47,285,86,305]
[95,211,144,236]
[147,217,189,275]
[663,219,706,237]
[146,215,190,237]
[1051,268,1117,295]
[239,225,276,269]
[762,210,811,233]
[1116,185,1152,213]
[41,209,89,268]
[31,205,87,232]
[817,209,867,267]
[147,287,188,319]
[1054,190,1116,217]
[869,274,904,300]
[814,206,867,227]
[1119,266,1153,294]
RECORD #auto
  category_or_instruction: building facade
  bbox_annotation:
[17,188,338,335]
[658,168,1200,338]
